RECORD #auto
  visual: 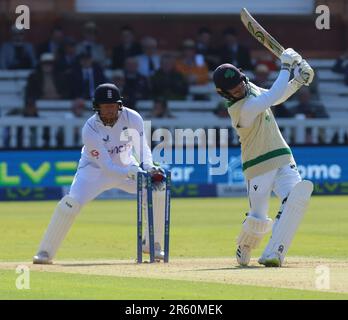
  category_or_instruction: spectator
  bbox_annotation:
[332,51,348,85]
[218,27,253,70]
[111,69,126,93]
[71,98,87,118]
[23,100,40,118]
[37,26,65,58]
[307,66,319,99]
[70,51,107,99]
[137,36,161,78]
[175,39,209,85]
[195,27,219,71]
[112,26,142,69]
[122,57,150,109]
[291,87,329,119]
[0,26,36,69]
[149,98,174,118]
[255,52,278,71]
[271,104,293,118]
[25,53,69,105]
[291,87,329,144]
[104,47,113,70]
[151,53,188,100]
[253,63,271,88]
[76,22,106,67]
[55,37,77,74]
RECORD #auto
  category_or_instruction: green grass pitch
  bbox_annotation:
[0,196,347,299]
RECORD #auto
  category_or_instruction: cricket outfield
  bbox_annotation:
[0,196,347,299]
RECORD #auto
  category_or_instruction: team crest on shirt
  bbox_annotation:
[90,149,100,159]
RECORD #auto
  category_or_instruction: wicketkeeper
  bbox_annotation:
[213,48,314,267]
[33,83,166,264]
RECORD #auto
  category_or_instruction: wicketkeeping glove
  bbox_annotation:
[142,162,166,191]
[127,165,146,181]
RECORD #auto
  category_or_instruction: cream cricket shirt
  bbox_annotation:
[227,70,302,180]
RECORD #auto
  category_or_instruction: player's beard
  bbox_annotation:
[100,112,119,127]
[232,82,248,100]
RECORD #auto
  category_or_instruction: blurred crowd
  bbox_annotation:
[332,51,348,85]
[1,21,339,147]
[0,23,257,115]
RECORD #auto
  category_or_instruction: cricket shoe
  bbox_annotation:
[142,240,165,260]
[258,252,282,267]
[236,245,251,266]
[33,251,52,265]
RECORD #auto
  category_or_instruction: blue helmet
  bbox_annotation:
[92,83,122,112]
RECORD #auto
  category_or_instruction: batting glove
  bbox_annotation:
[294,59,315,86]
[280,48,302,71]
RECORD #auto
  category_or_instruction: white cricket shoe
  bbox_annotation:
[236,245,251,266]
[33,251,52,265]
[258,252,282,267]
[142,240,165,260]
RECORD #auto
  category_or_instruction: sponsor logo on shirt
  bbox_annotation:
[108,143,131,155]
[90,149,100,159]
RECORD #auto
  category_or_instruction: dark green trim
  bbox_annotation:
[242,148,292,171]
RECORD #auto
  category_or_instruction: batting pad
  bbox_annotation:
[142,189,166,250]
[237,215,273,249]
[38,195,80,259]
[261,180,313,263]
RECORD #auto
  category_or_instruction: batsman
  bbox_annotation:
[213,48,314,267]
[33,83,167,264]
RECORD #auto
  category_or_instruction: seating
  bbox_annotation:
[321,96,348,110]
[0,80,26,95]
[0,58,347,122]
[316,70,344,81]
[0,69,31,80]
[306,59,336,69]
[188,82,216,95]
[318,82,348,95]
[36,100,72,110]
[136,100,216,111]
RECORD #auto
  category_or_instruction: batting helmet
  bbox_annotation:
[213,64,247,100]
[92,83,123,113]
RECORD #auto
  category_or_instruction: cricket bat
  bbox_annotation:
[240,7,285,58]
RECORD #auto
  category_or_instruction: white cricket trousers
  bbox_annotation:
[246,163,302,219]
[69,165,136,206]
